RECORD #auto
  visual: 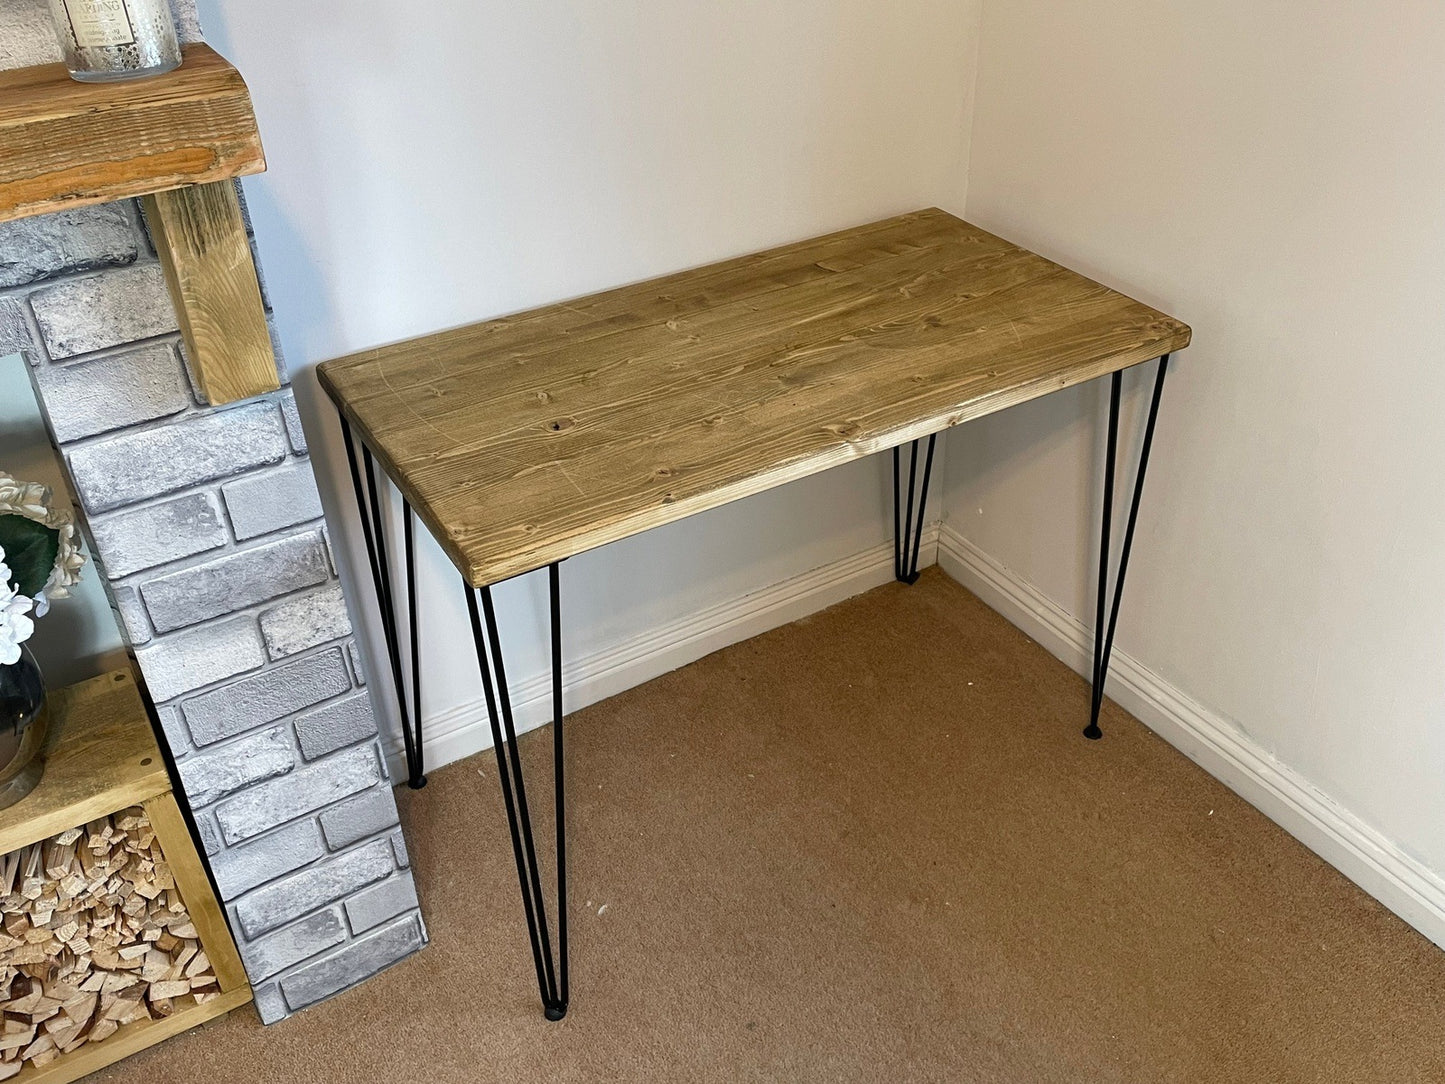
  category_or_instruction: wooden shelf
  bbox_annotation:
[0,671,251,1082]
[0,43,279,406]
[0,43,265,224]
[0,672,168,858]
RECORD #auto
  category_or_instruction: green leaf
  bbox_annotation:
[0,514,59,599]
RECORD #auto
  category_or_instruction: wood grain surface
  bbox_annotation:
[142,793,250,992]
[143,182,280,405]
[0,673,169,858]
[0,44,265,224]
[319,209,1191,587]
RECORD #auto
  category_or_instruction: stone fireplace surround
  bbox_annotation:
[0,1,425,1023]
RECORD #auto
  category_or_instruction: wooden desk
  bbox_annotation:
[318,208,1190,1019]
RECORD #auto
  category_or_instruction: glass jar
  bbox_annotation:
[47,0,181,83]
[0,645,48,810]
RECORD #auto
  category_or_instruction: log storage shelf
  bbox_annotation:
[0,43,279,406]
[0,670,250,1083]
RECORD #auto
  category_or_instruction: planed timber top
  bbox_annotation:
[318,209,1190,587]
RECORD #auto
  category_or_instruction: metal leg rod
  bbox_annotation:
[1085,354,1170,739]
[338,416,425,786]
[549,562,568,1007]
[463,571,569,1020]
[894,433,938,584]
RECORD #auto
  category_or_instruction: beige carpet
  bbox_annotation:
[97,570,1445,1082]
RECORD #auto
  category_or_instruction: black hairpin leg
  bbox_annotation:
[337,414,427,788]
[1085,354,1170,740]
[464,566,569,1021]
[893,433,937,584]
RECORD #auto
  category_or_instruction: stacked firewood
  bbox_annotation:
[0,808,216,1077]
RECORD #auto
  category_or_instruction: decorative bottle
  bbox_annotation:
[46,0,181,83]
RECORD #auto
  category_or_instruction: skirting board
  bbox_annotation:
[387,527,942,781]
[936,523,1445,953]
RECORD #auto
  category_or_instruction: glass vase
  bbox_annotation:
[46,0,181,83]
[0,646,49,810]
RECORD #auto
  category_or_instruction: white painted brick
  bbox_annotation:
[29,263,177,358]
[251,981,287,1025]
[279,914,424,1010]
[293,689,375,761]
[260,583,351,660]
[176,726,295,806]
[210,819,326,898]
[89,491,227,578]
[0,298,36,362]
[195,814,222,857]
[181,649,351,746]
[34,342,190,443]
[134,616,266,701]
[281,390,306,452]
[141,532,330,633]
[347,641,367,685]
[344,872,419,935]
[66,401,287,513]
[233,837,393,937]
[153,704,189,755]
[113,586,151,645]
[0,204,138,288]
[222,460,323,540]
[216,745,380,845]
[245,908,346,981]
[318,787,400,851]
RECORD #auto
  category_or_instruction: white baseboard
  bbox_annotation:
[936,524,1445,952]
[388,528,941,781]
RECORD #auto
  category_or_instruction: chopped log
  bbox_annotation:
[0,810,221,1073]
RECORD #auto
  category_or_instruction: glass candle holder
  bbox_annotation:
[47,0,181,83]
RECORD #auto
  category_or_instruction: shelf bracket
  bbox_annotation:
[142,180,280,406]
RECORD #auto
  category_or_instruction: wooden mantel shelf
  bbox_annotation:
[0,43,264,223]
[0,43,278,406]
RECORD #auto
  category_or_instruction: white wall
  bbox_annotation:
[194,1,980,766]
[0,354,125,686]
[944,1,1445,918]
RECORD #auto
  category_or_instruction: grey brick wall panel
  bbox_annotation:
[280,914,424,1011]
[294,691,377,761]
[0,204,138,289]
[222,460,323,540]
[234,838,394,938]
[181,649,351,745]
[210,819,327,899]
[140,531,329,632]
[67,401,288,512]
[34,343,190,443]
[88,491,227,578]
[260,582,349,660]
[3,13,422,1021]
[319,788,401,851]
[134,616,266,701]
[216,746,381,845]
[29,263,177,357]
[344,872,419,935]
[176,726,295,806]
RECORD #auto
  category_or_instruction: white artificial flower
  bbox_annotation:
[0,557,34,665]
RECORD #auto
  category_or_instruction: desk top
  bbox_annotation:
[319,209,1190,587]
